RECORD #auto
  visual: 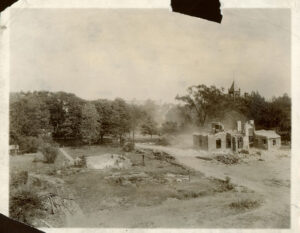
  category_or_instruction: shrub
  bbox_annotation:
[39,143,58,163]
[18,136,43,154]
[10,171,28,187]
[229,199,260,210]
[215,176,235,192]
[175,190,207,200]
[156,137,170,146]
[122,142,135,152]
[9,186,44,225]
[79,155,87,167]
[73,155,87,168]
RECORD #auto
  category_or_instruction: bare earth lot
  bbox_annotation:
[10,144,290,228]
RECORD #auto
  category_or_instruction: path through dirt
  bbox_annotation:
[136,143,291,227]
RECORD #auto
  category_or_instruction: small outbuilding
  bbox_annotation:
[254,130,281,150]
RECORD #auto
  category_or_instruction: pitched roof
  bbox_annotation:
[255,130,280,138]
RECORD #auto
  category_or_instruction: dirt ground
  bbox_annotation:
[9,143,290,228]
[137,143,291,228]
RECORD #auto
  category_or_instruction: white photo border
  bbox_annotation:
[0,0,299,232]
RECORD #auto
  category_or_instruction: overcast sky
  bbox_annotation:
[9,8,290,102]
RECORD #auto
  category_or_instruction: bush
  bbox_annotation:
[17,136,43,154]
[215,176,235,192]
[10,171,28,187]
[175,190,207,200]
[156,137,170,146]
[38,143,58,163]
[10,186,44,225]
[73,155,87,168]
[122,142,135,152]
[229,199,260,210]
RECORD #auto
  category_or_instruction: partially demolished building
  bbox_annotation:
[193,120,281,152]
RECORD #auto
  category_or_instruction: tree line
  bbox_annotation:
[9,91,160,152]
[175,85,291,141]
[10,86,291,153]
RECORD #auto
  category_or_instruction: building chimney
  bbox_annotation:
[237,121,242,132]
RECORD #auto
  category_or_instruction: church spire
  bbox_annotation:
[229,81,235,93]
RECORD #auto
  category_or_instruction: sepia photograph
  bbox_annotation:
[6,7,291,229]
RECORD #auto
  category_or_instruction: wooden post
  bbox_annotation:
[49,197,55,214]
[142,154,145,166]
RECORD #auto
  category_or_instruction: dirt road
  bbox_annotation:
[136,143,291,227]
[136,143,290,188]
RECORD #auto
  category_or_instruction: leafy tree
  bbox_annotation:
[45,94,66,138]
[176,85,225,126]
[140,116,158,138]
[161,121,178,135]
[129,104,147,143]
[165,105,193,127]
[111,98,131,144]
[79,103,100,146]
[39,143,58,163]
[142,99,157,119]
[271,94,291,132]
[57,92,84,141]
[9,93,51,142]
[94,99,115,143]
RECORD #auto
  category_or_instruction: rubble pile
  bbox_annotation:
[214,154,240,165]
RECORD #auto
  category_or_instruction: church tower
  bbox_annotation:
[228,81,241,100]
